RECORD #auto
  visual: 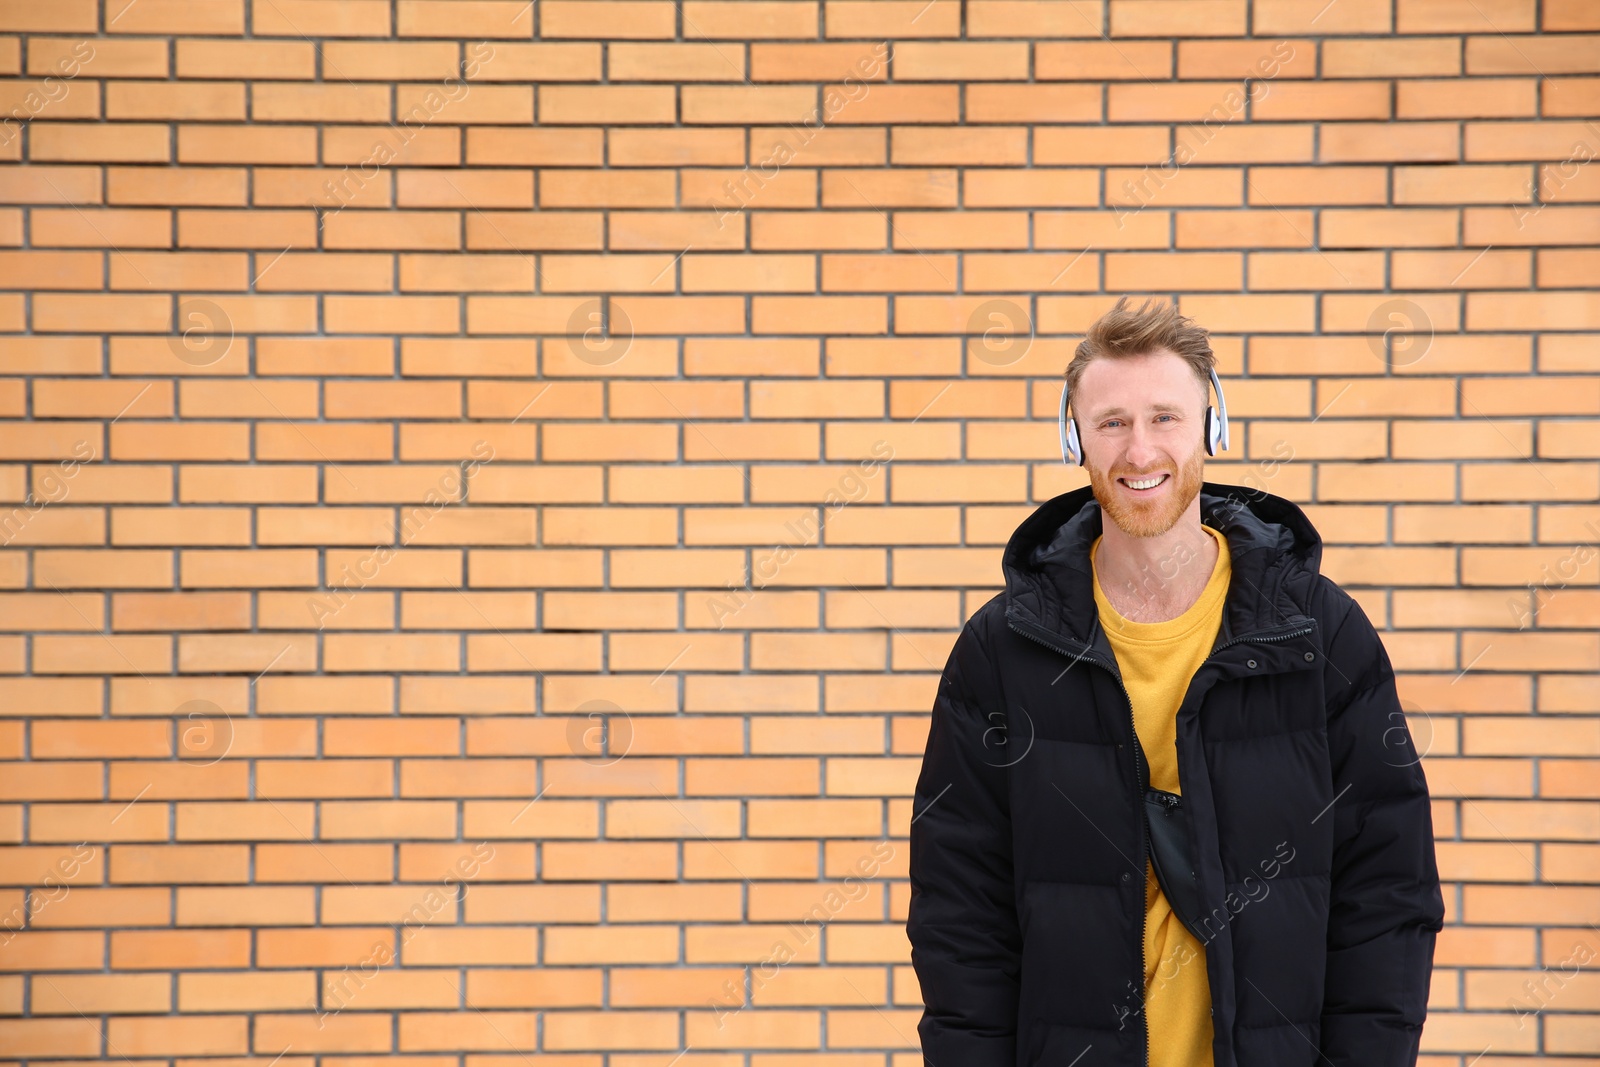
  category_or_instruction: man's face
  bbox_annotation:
[1077,349,1209,539]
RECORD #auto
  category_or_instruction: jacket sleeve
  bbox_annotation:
[906,615,1022,1067]
[1317,591,1446,1066]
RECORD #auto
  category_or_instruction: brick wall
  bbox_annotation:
[0,0,1597,1062]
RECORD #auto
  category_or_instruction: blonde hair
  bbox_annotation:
[1064,296,1215,420]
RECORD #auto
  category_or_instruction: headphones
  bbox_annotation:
[1059,365,1230,467]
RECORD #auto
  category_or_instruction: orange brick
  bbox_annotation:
[1247,251,1386,290]
[1392,249,1532,289]
[109,0,244,34]
[1037,40,1172,80]
[1176,208,1315,248]
[0,251,99,290]
[31,971,173,1013]
[1105,251,1242,290]
[252,83,393,123]
[325,295,460,334]
[1398,78,1538,119]
[178,209,319,250]
[1254,0,1391,32]
[31,206,172,247]
[1252,80,1392,121]
[1400,0,1536,32]
[0,164,99,204]
[1468,35,1600,75]
[28,36,167,77]
[177,125,318,165]
[399,0,544,38]
[1108,81,1248,122]
[254,167,394,212]
[252,253,396,293]
[751,41,894,82]
[540,86,678,125]
[398,169,535,209]
[1245,165,1387,207]
[107,166,246,206]
[1542,77,1600,118]
[1392,163,1534,205]
[822,0,961,39]
[1111,0,1246,36]
[109,252,249,291]
[1546,0,1600,29]
[323,124,462,167]
[29,123,168,163]
[1177,38,1314,80]
[322,40,463,80]
[0,78,100,122]
[1539,249,1600,288]
[34,293,170,333]
[1465,120,1600,161]
[1324,37,1460,77]
[1469,291,1600,331]
[610,42,753,81]
[255,0,391,36]
[1321,121,1460,163]
[174,39,315,79]
[1321,208,1460,248]
[0,0,98,32]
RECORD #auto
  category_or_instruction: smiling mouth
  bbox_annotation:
[1118,473,1170,493]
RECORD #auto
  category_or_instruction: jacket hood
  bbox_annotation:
[1002,480,1324,653]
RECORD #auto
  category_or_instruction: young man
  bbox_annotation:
[907,296,1444,1067]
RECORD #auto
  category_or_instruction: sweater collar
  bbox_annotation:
[1003,480,1323,657]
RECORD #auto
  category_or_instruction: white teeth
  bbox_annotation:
[1124,475,1166,490]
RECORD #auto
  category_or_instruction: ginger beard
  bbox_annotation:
[1087,434,1207,539]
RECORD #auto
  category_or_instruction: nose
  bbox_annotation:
[1122,421,1162,469]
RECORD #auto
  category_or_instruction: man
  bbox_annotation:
[906,296,1444,1067]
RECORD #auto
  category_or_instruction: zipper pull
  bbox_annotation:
[1150,790,1181,811]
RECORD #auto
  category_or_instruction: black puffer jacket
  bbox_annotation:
[907,481,1445,1067]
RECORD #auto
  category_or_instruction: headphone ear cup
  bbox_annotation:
[1066,418,1084,466]
[1205,406,1218,456]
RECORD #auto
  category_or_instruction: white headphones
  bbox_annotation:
[1058,365,1230,467]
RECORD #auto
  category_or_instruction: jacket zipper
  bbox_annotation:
[1005,613,1314,1067]
[1209,622,1316,654]
[1130,672,1148,1067]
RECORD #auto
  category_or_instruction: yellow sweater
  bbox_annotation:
[1091,524,1229,1067]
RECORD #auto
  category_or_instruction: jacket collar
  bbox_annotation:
[1003,480,1323,663]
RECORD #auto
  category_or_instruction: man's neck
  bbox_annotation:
[1093,516,1220,624]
